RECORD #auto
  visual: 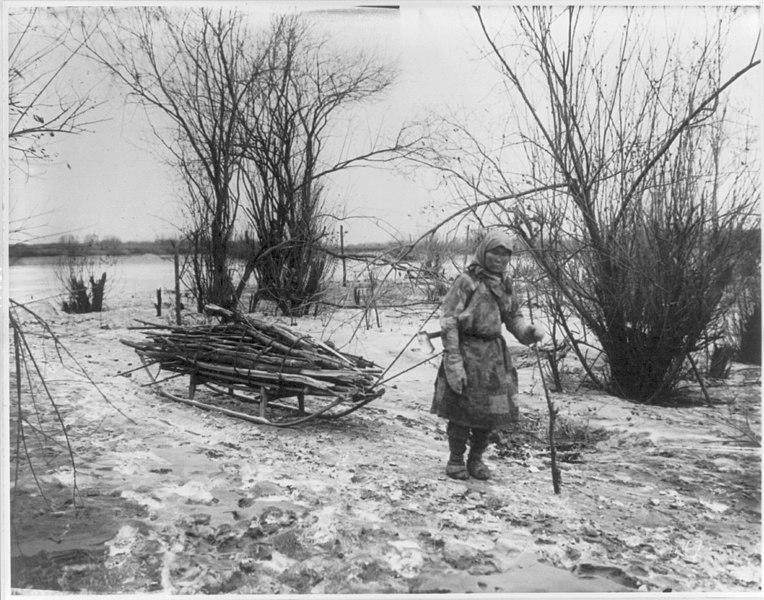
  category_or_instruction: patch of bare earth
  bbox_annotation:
[9,302,761,593]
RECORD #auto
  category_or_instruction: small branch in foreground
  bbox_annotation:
[533,343,561,495]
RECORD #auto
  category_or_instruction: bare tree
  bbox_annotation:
[83,7,264,310]
[407,6,761,401]
[83,8,418,315]
[236,15,418,317]
[8,8,104,170]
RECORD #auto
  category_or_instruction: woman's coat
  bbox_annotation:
[431,234,535,429]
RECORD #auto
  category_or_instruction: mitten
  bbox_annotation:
[526,323,546,344]
[443,352,467,394]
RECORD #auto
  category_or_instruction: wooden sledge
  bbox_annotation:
[123,305,386,427]
[137,356,385,427]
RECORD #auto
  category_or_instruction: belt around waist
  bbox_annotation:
[461,332,503,341]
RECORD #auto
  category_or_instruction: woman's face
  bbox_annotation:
[484,246,512,274]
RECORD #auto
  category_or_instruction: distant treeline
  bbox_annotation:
[10,238,186,258]
[7,236,450,260]
[9,227,759,262]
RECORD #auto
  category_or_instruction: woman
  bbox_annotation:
[431,231,544,480]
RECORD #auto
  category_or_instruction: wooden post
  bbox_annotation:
[174,250,182,325]
[298,391,305,414]
[155,289,162,317]
[340,225,347,287]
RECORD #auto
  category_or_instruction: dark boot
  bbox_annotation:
[446,422,469,480]
[467,427,492,480]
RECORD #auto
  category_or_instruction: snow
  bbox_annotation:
[8,286,761,593]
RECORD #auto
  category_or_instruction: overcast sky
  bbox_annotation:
[6,2,762,246]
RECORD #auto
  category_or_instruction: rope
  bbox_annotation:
[373,303,441,387]
[375,351,443,387]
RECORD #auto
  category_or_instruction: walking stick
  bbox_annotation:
[528,289,561,495]
[533,342,562,494]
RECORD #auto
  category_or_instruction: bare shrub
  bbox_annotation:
[737,302,762,365]
[728,230,761,365]
[255,239,334,318]
[54,237,117,313]
[237,15,406,318]
[409,7,760,402]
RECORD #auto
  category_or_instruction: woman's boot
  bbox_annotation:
[445,422,469,480]
[467,427,492,480]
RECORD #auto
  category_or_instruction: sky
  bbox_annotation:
[6,2,763,246]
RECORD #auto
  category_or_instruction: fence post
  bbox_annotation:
[340,225,347,287]
[174,250,182,325]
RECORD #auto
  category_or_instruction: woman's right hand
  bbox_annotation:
[444,352,467,394]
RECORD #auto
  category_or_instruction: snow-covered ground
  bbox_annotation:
[7,284,761,594]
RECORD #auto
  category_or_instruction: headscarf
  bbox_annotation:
[467,230,515,295]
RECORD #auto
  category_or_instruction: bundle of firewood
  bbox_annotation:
[121,305,383,399]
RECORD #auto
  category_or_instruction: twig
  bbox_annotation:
[10,314,79,508]
[10,299,135,424]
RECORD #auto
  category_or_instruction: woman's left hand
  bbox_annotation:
[528,324,545,344]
